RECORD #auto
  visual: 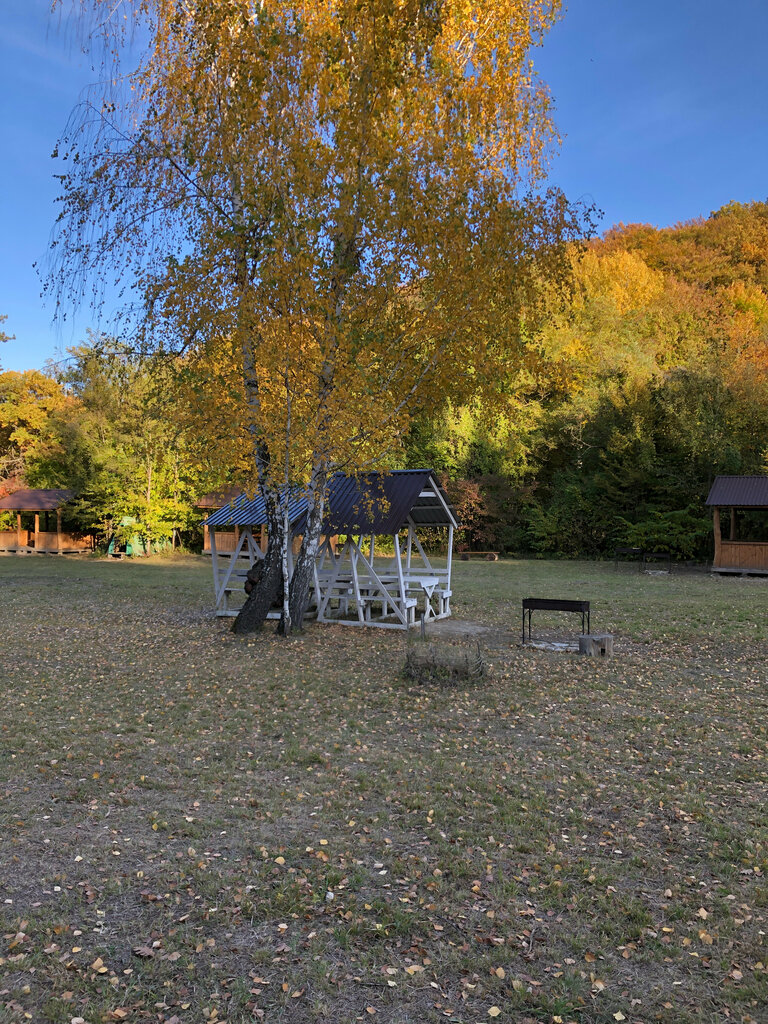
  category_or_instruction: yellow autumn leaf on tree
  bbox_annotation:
[50,0,586,634]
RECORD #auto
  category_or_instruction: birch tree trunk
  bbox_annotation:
[288,462,328,631]
[233,330,286,634]
[232,494,284,633]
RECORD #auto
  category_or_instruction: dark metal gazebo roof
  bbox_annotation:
[705,476,768,508]
[204,488,308,529]
[0,488,75,512]
[204,470,457,533]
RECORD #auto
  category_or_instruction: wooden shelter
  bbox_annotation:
[204,470,458,627]
[0,489,94,555]
[196,487,261,555]
[706,475,768,573]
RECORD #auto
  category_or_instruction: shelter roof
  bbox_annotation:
[204,470,457,533]
[705,476,768,508]
[196,486,244,509]
[204,488,307,529]
[0,488,75,512]
[321,470,457,533]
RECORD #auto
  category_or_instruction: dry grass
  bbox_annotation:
[0,554,766,1023]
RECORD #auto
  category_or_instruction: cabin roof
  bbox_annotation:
[196,486,245,509]
[204,470,457,533]
[705,475,768,508]
[0,488,75,512]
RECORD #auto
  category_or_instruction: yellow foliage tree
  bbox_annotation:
[0,370,79,486]
[50,0,587,631]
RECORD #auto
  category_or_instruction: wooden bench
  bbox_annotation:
[522,598,590,643]
[614,547,672,572]
[459,551,499,561]
[614,546,643,568]
[643,550,671,572]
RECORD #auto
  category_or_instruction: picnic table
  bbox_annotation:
[614,546,672,572]
[643,550,672,572]
[316,569,450,624]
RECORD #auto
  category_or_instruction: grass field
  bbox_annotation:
[1,554,766,1024]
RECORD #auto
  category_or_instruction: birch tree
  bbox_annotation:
[49,0,587,633]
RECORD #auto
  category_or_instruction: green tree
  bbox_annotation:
[52,339,209,549]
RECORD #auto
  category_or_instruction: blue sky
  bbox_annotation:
[1,0,767,372]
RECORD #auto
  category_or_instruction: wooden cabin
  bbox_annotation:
[196,487,260,555]
[204,469,458,628]
[0,489,94,554]
[706,475,768,573]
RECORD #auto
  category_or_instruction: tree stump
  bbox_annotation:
[578,634,614,658]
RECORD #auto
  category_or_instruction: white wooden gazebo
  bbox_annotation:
[203,470,458,628]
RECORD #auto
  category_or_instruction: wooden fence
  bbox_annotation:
[204,526,269,555]
[0,530,94,554]
[0,530,28,549]
[716,540,768,571]
[205,530,239,553]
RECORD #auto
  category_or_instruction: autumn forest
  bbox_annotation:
[3,199,767,562]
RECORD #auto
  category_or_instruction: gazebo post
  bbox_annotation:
[34,513,39,552]
[210,528,221,605]
[203,522,209,552]
[713,507,721,566]
[349,540,364,622]
[57,509,63,554]
[393,531,409,625]
[16,513,23,551]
